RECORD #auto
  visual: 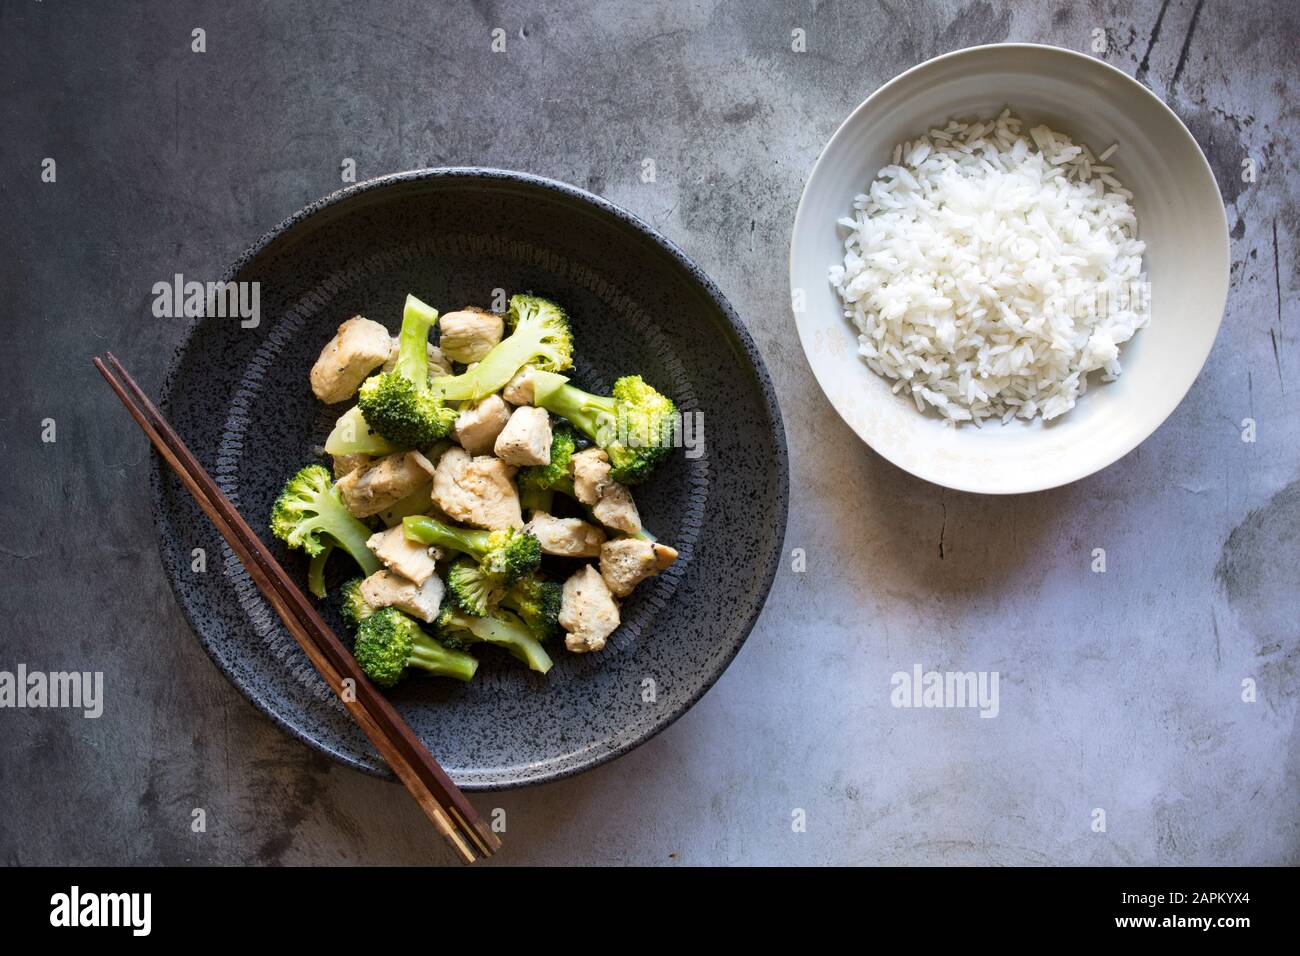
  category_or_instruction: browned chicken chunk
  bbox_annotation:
[453,394,511,456]
[494,406,553,466]
[559,565,620,653]
[502,366,538,406]
[526,512,606,558]
[599,538,678,597]
[430,447,523,530]
[365,526,441,585]
[438,307,504,363]
[359,570,444,623]
[336,450,435,518]
[569,447,642,535]
[331,452,371,480]
[310,316,392,404]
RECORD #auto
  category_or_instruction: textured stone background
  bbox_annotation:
[1,0,1295,865]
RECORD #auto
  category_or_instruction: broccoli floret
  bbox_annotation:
[339,577,375,629]
[519,421,576,490]
[501,573,563,643]
[479,529,542,583]
[429,294,573,402]
[402,516,540,586]
[323,406,400,457]
[445,556,504,617]
[518,483,554,515]
[433,606,553,675]
[357,294,458,448]
[353,607,478,686]
[306,543,334,598]
[530,371,676,484]
[517,421,576,515]
[270,465,381,582]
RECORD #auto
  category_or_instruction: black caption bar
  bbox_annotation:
[0,866,1286,940]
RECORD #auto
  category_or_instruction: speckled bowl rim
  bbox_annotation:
[150,167,790,788]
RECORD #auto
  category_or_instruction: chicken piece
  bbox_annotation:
[359,570,444,623]
[651,542,678,571]
[439,307,504,363]
[592,482,642,536]
[310,316,392,404]
[526,512,606,558]
[570,448,611,506]
[383,339,454,377]
[331,452,371,480]
[559,565,620,653]
[599,538,678,597]
[376,481,433,528]
[494,406,553,466]
[336,450,436,518]
[502,366,537,406]
[366,526,440,585]
[570,447,642,534]
[452,394,511,456]
[430,446,523,530]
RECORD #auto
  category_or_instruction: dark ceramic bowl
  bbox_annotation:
[152,168,788,789]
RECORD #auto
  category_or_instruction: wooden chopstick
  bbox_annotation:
[95,353,501,863]
[95,353,496,862]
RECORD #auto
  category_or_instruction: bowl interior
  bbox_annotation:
[154,171,787,788]
[791,44,1228,493]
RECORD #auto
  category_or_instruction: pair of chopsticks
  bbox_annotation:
[94,353,500,863]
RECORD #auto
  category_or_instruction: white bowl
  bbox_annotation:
[790,43,1228,494]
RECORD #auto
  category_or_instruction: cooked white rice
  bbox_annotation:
[829,109,1148,424]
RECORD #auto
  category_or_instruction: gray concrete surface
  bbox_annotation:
[1,0,1296,865]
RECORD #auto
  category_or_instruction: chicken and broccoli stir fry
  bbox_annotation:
[270,292,679,685]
